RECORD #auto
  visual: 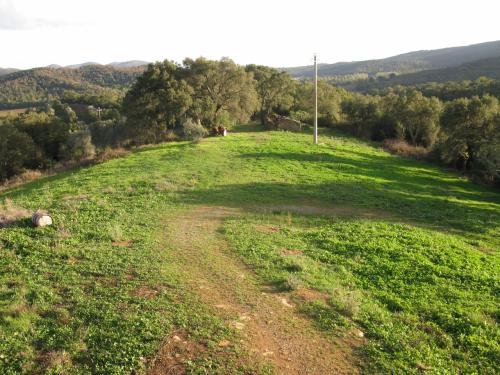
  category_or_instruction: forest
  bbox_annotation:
[0,58,499,187]
[0,65,142,108]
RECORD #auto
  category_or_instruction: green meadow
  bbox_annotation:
[0,126,498,374]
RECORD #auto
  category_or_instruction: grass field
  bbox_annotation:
[0,125,498,374]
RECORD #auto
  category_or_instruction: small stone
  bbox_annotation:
[232,322,245,330]
[218,340,231,347]
[172,335,182,342]
[281,298,293,308]
[352,329,364,338]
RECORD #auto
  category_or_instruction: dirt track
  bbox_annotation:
[149,206,360,374]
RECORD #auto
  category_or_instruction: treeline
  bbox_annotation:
[120,58,351,143]
[341,91,500,184]
[1,103,92,180]
[366,77,500,101]
[1,57,499,186]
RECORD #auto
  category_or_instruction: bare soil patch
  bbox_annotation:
[0,199,31,228]
[152,206,361,374]
[148,331,206,375]
[293,288,329,304]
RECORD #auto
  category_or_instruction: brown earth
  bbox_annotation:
[149,206,362,375]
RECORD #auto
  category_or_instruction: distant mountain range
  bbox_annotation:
[0,61,149,76]
[65,60,150,69]
[357,56,500,90]
[283,40,500,79]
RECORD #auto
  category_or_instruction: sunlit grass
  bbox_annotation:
[0,125,498,373]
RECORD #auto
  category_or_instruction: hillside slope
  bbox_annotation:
[0,127,498,374]
[285,40,500,78]
[353,56,500,91]
[0,65,143,106]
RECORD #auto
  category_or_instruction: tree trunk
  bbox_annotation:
[260,111,266,126]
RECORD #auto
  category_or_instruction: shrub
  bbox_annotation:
[14,112,71,161]
[88,120,124,148]
[216,111,236,129]
[0,124,37,181]
[181,118,207,142]
[382,139,429,160]
[96,147,130,163]
[60,131,96,161]
[290,110,311,124]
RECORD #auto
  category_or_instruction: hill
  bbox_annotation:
[0,68,19,76]
[0,127,498,374]
[353,56,500,91]
[284,40,500,78]
[109,60,149,68]
[0,65,144,107]
[65,62,102,69]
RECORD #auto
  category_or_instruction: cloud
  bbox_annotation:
[0,0,66,30]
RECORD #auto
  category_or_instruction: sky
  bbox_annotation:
[1,0,500,69]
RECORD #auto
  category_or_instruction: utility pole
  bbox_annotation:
[313,54,318,145]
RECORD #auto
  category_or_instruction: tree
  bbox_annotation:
[181,118,208,142]
[12,111,70,162]
[391,90,442,147]
[52,101,78,125]
[246,65,295,125]
[60,131,96,161]
[123,61,193,144]
[181,58,258,127]
[0,124,37,180]
[295,80,347,126]
[440,95,500,173]
[341,94,382,136]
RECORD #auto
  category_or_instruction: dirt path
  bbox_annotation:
[150,206,360,374]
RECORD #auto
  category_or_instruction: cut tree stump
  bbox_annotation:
[32,211,53,227]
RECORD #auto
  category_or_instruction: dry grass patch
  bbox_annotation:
[0,199,31,228]
[132,286,160,299]
[36,351,72,373]
[294,288,329,304]
[96,147,130,163]
[281,248,303,256]
[112,239,134,247]
[0,170,43,191]
[382,139,429,160]
[254,224,281,234]
[155,180,178,191]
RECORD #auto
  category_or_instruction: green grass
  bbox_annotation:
[0,125,498,374]
[224,215,499,373]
